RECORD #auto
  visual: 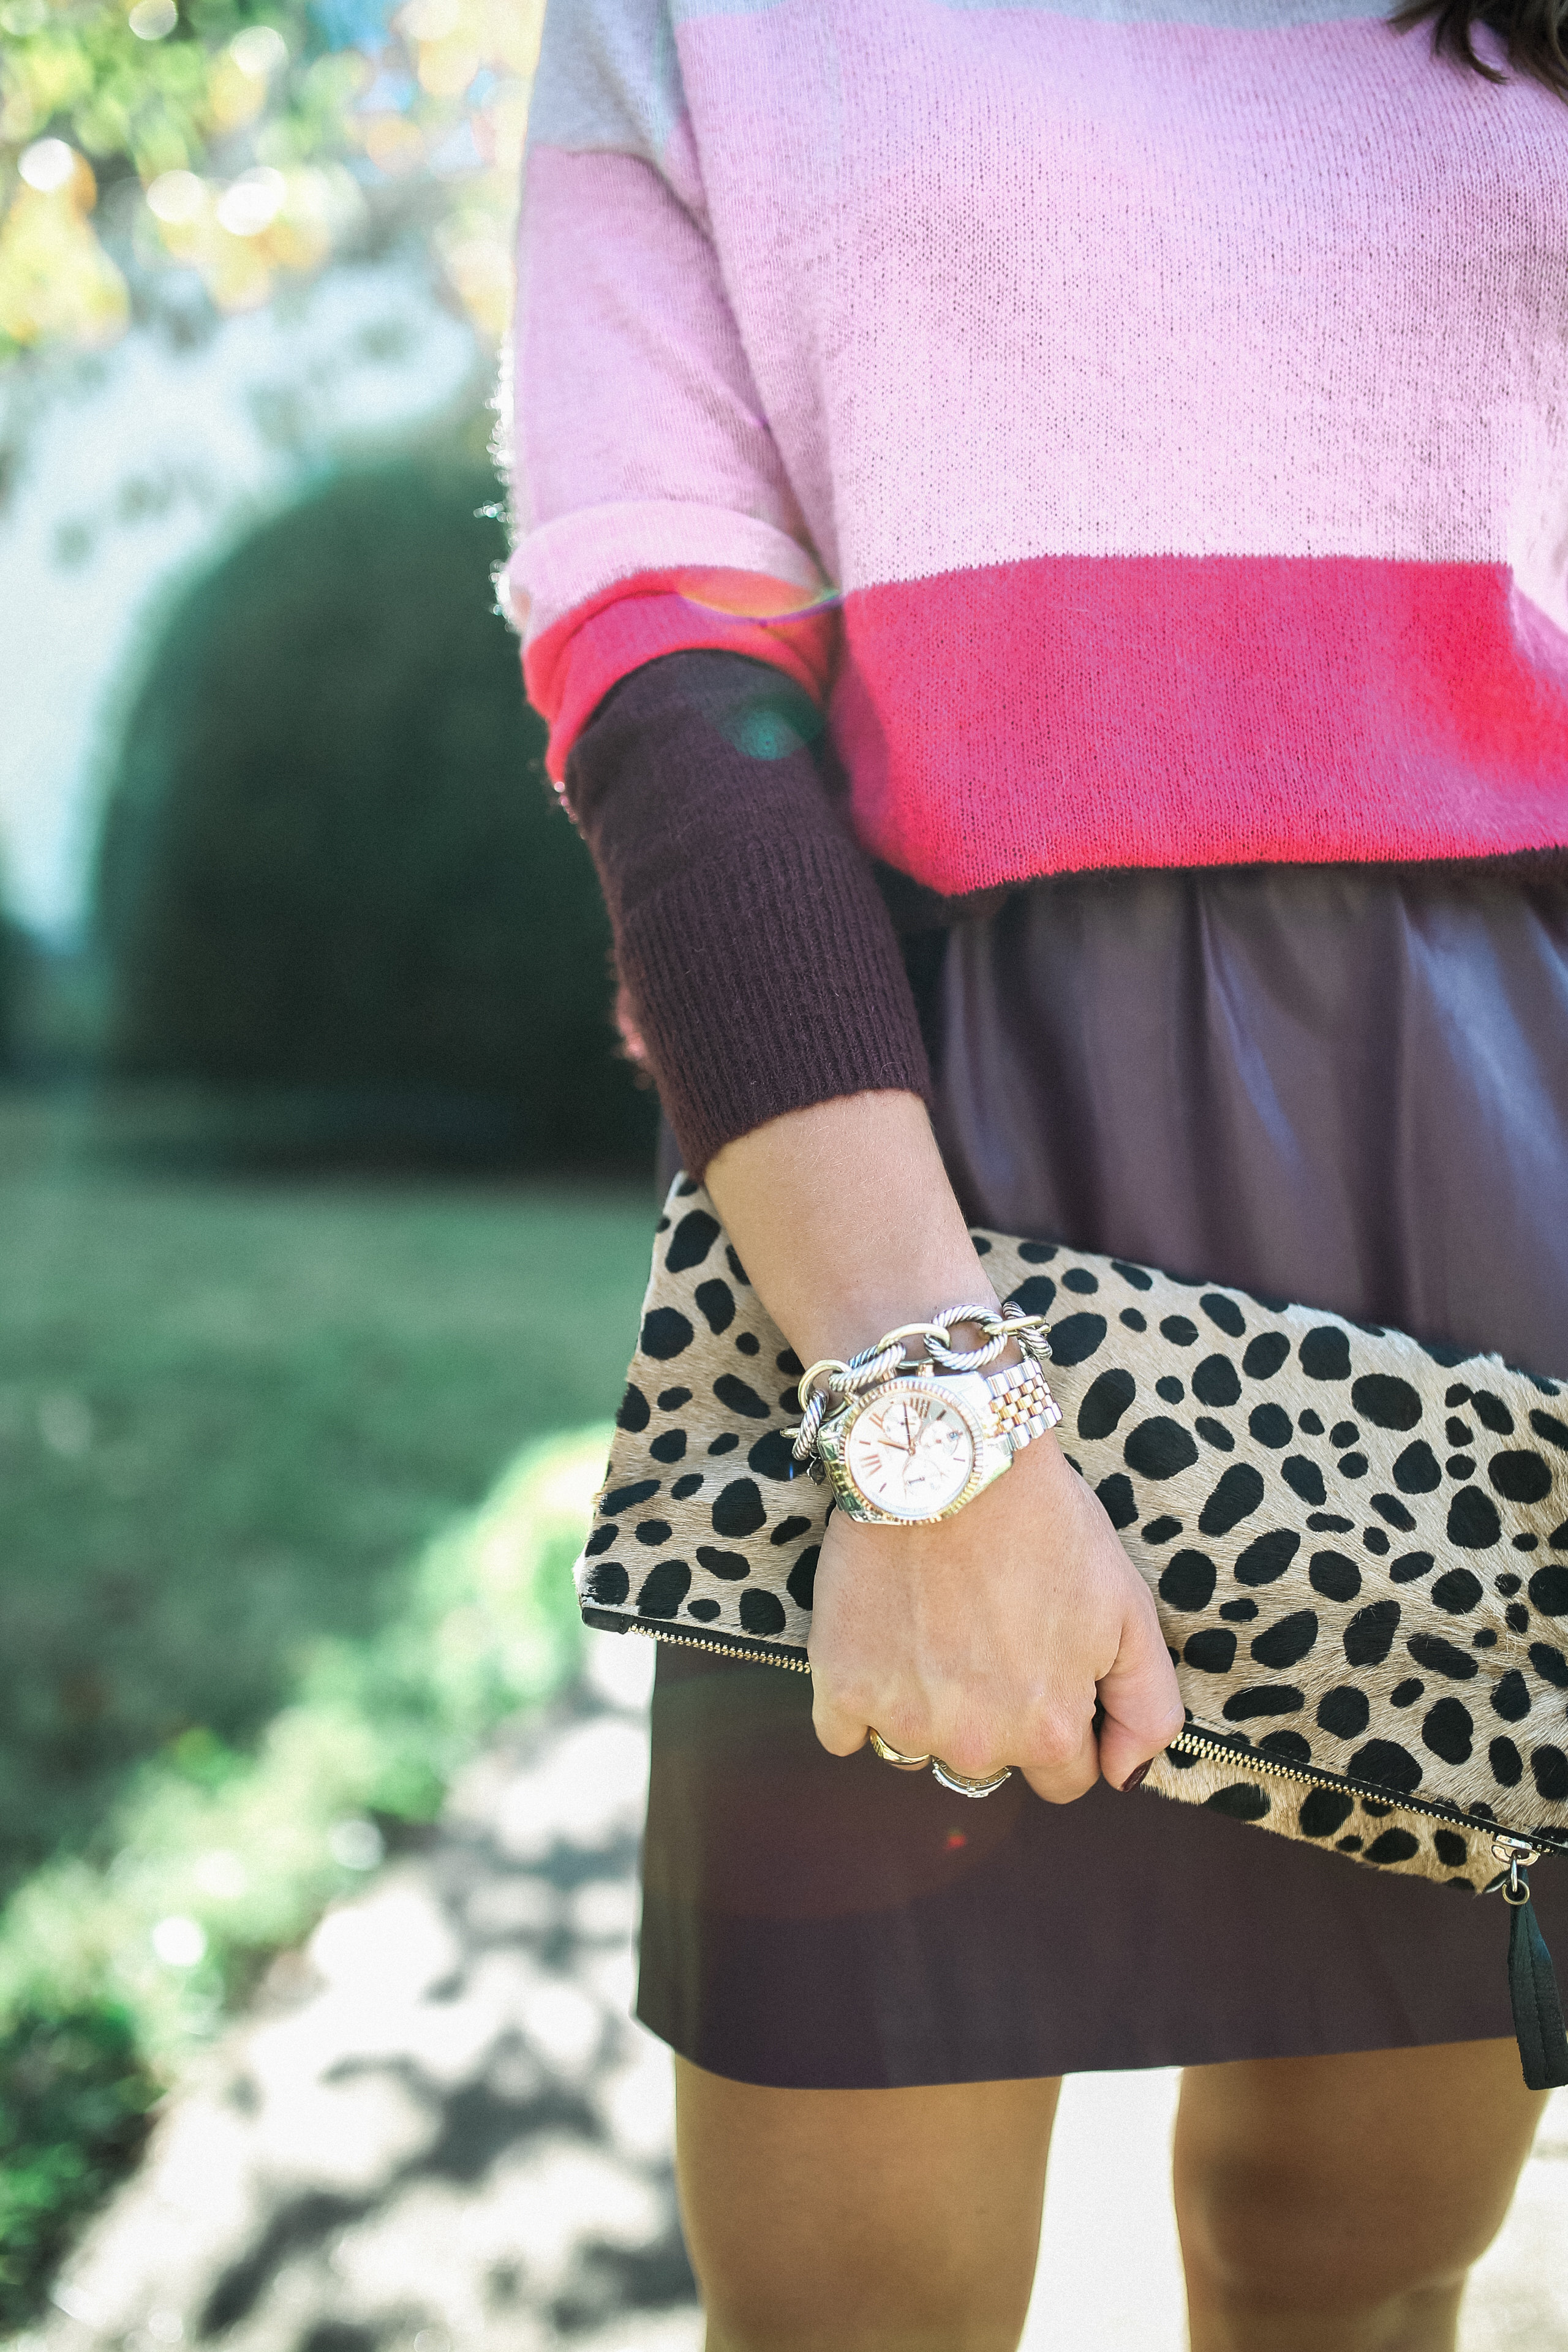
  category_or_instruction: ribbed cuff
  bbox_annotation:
[565,651,931,1177]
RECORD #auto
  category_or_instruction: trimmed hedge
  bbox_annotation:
[94,447,656,1169]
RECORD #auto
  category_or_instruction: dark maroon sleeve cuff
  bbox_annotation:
[564,651,932,1178]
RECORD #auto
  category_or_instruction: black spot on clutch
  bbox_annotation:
[714,1373,771,1420]
[1196,1418,1235,1452]
[1096,1473,1138,1529]
[1008,1275,1058,1318]
[1220,1599,1258,1621]
[584,1524,617,1557]
[1472,1391,1515,1435]
[1205,1782,1272,1820]
[1363,1528,1390,1555]
[725,1245,750,1284]
[636,1560,691,1618]
[1491,1670,1532,1721]
[1530,1565,1568,1615]
[1506,1602,1531,1632]
[1497,1573,1523,1594]
[1300,1787,1355,1838]
[1183,1628,1237,1673]
[1529,1643,1568,1689]
[695,1278,736,1334]
[1249,1403,1293,1449]
[1142,1516,1183,1543]
[1281,1457,1327,1508]
[1063,1268,1099,1294]
[1251,1611,1319,1669]
[1434,1830,1471,1868]
[712,1479,766,1537]
[1017,1239,1055,1263]
[1348,1738,1422,1794]
[1431,1569,1483,1615]
[1389,1550,1436,1583]
[1344,1600,1400,1667]
[1078,1368,1138,1439]
[642,1308,695,1361]
[601,1479,660,1515]
[672,1474,703,1499]
[747,1430,798,1482]
[1351,1374,1423,1431]
[1194,1355,1242,1409]
[1199,1463,1266,1534]
[1422,1697,1474,1763]
[1121,1309,1148,1332]
[1298,1410,1325,1436]
[1259,1730,1313,1764]
[665,1209,721,1273]
[1532,1747,1568,1802]
[617,1384,651,1433]
[1489,1450,1554,1504]
[1299,1326,1352,1382]
[1200,1292,1247,1338]
[1234,1528,1302,1585]
[674,1175,699,1195]
[1242,1332,1291,1381]
[1332,1420,1360,1447]
[1223,1684,1306,1720]
[1365,1828,1422,1866]
[1371,1494,1417,1532]
[1309,1551,1361,1603]
[708,1433,739,1455]
[786,1546,819,1610]
[1126,1416,1200,1479]
[1392,1441,1442,1494]
[739,1588,787,1637]
[1161,1315,1199,1346]
[650,1430,687,1463]
[1447,1488,1501,1550]
[1049,1311,1107,1366]
[696,1545,750,1580]
[1406,1632,1479,1681]
[1156,1376,1186,1405]
[1317,1686,1370,1738]
[658,1386,692,1410]
[584,1559,629,1606]
[1159,1550,1217,1611]
[777,1349,804,1375]
[771,1514,813,1546]
[1338,1453,1369,1479]
[1111,1259,1154,1289]
[1489,1736,1525,1785]
[1390,1678,1423,1706]
[736,1332,760,1356]
[687,1598,721,1622]
[635,1518,672,1545]
[1448,1417,1476,1447]
[1529,1408,1568,1452]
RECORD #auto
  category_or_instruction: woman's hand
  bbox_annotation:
[704,1090,1184,1798]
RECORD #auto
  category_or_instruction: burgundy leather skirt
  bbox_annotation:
[636,863,1568,2086]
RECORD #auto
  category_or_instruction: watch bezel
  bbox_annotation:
[823,1376,992,1523]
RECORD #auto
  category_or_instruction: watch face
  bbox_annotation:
[842,1385,980,1520]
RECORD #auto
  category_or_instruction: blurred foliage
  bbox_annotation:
[0,1994,159,2331]
[0,0,538,357]
[94,443,655,1169]
[0,1090,653,1897]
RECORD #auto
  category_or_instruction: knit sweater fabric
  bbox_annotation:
[508,0,1568,895]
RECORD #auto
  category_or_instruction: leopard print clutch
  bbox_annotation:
[577,1177,1568,1899]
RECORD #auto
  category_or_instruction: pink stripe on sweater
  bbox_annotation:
[835,556,1568,890]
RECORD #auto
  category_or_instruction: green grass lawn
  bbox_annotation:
[0,1089,655,1902]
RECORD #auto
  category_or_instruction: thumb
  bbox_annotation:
[1095,1600,1185,1795]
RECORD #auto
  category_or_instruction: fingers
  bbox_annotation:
[1095,1594,1187,1796]
[812,1685,872,1758]
[1017,1708,1100,1806]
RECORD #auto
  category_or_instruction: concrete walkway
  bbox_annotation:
[25,1634,1567,2352]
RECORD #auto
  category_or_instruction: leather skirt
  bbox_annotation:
[635,863,1568,2086]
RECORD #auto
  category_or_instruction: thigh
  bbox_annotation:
[674,2056,1060,2352]
[1174,2039,1548,2348]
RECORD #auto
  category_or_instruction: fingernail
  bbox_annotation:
[1120,1761,1152,1794]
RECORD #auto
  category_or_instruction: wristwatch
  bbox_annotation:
[797,1307,1062,1526]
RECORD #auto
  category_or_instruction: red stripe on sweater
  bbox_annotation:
[835,556,1568,892]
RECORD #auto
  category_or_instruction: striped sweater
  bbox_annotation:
[508,0,1568,901]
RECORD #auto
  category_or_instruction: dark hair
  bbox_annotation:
[1392,0,1568,94]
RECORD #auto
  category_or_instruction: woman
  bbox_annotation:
[505,0,1568,2340]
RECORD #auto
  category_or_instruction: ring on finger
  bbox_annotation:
[869,1727,932,1771]
[930,1757,1012,1798]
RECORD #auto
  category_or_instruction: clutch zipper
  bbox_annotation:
[583,1610,812,1673]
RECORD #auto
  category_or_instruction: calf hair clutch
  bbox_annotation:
[576,1176,1568,2086]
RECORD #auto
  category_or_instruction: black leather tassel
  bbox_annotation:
[1508,1896,1568,2092]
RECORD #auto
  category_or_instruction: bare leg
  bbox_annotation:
[674,2056,1060,2352]
[1175,2039,1548,2352]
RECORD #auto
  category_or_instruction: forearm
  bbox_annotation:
[704,1091,998,1365]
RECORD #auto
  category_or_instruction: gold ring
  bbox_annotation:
[930,1757,1012,1798]
[869,1728,932,1771]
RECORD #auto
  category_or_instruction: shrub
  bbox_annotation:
[94,445,656,1170]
